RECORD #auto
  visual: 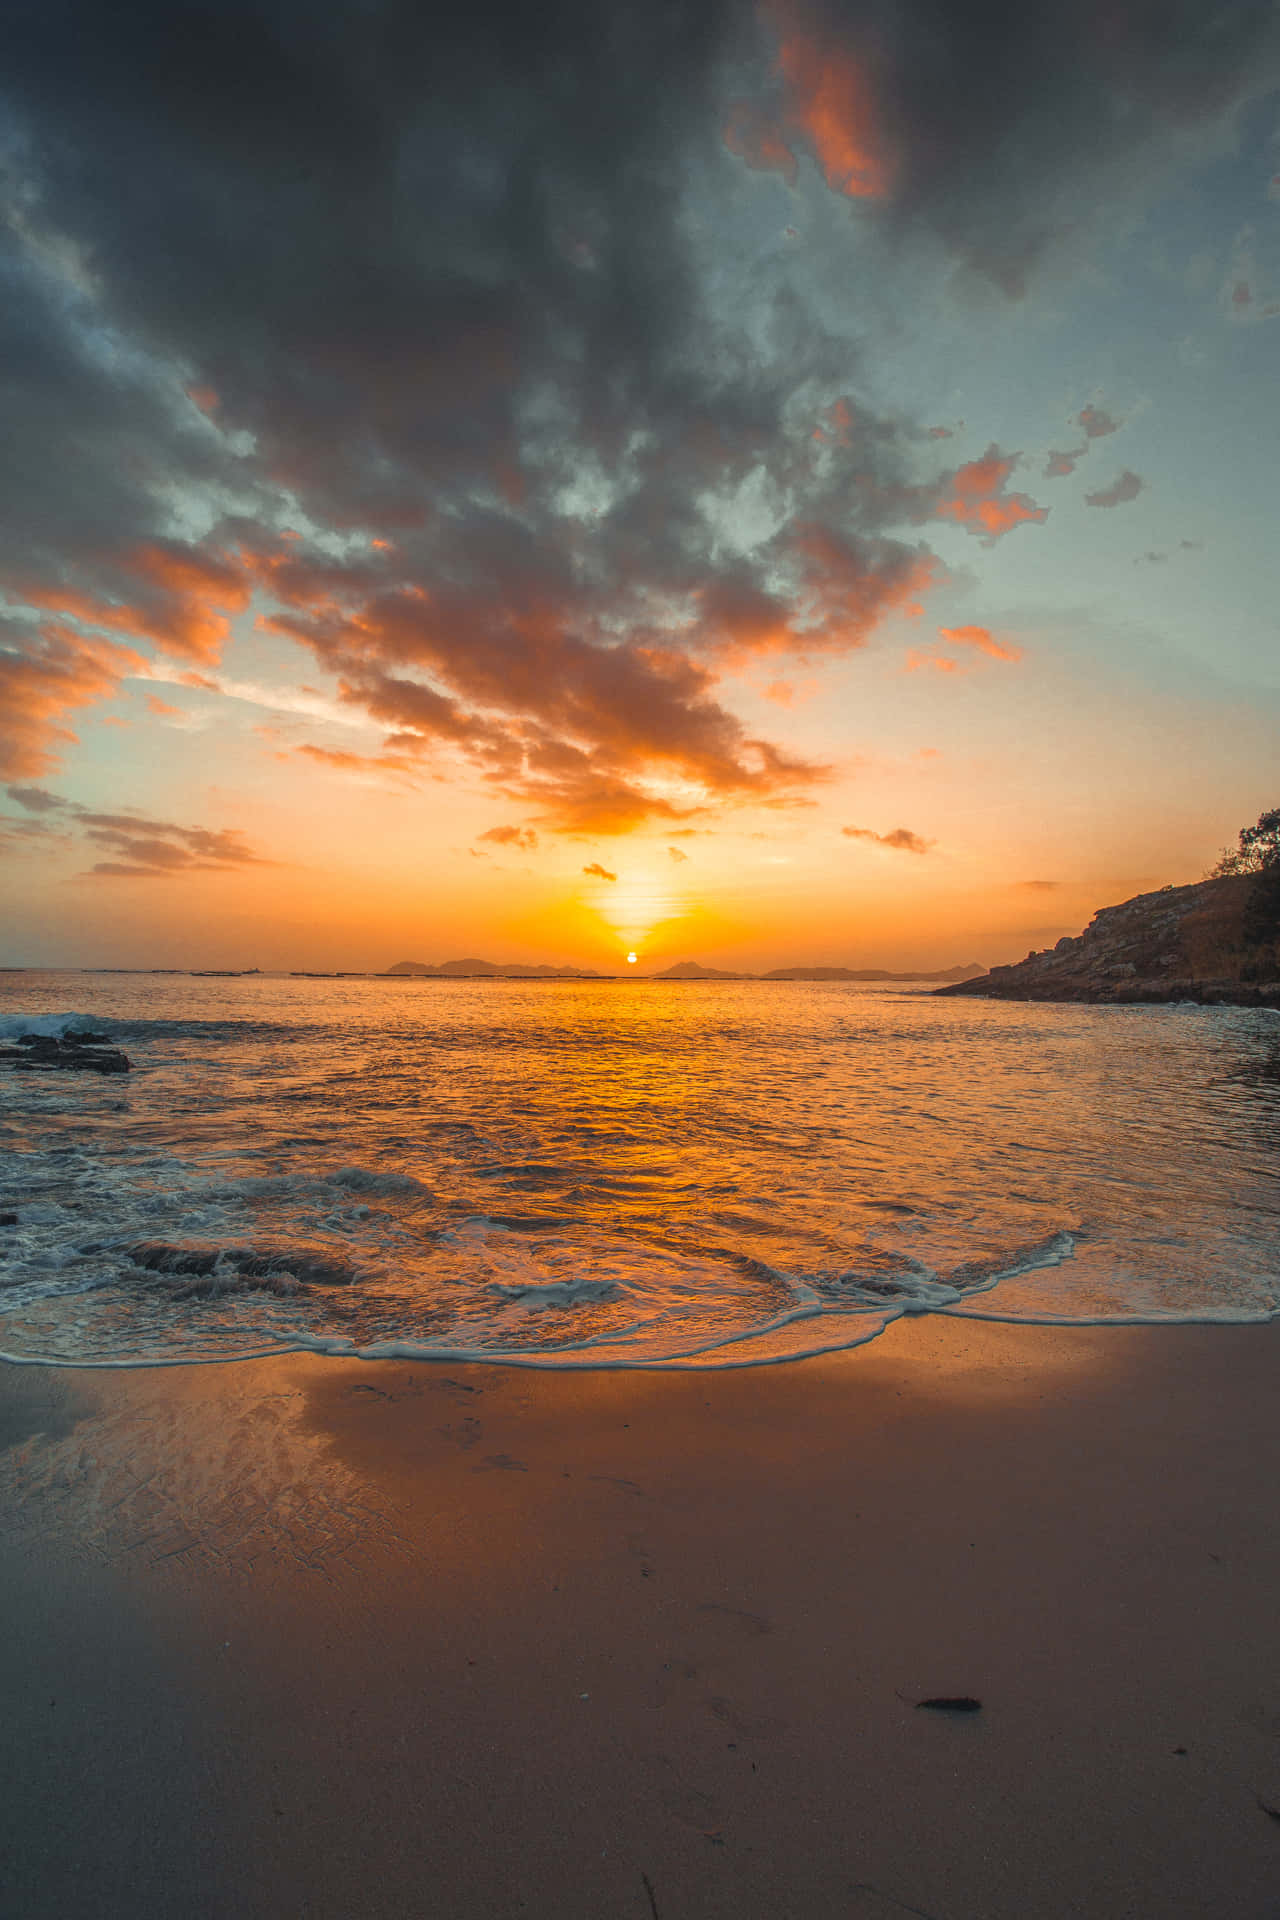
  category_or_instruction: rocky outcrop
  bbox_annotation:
[937,875,1280,1006]
[0,1031,131,1073]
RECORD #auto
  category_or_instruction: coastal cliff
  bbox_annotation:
[937,874,1280,1007]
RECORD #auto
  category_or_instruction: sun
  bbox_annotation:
[626,952,637,965]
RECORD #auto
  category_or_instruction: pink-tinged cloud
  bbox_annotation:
[1044,445,1086,477]
[937,624,1021,662]
[1077,405,1121,438]
[259,562,829,833]
[842,824,934,853]
[933,447,1048,540]
[1232,280,1253,306]
[667,846,688,863]
[927,426,953,440]
[22,541,250,664]
[771,6,891,200]
[582,861,617,881]
[723,4,890,204]
[1085,470,1144,508]
[145,694,183,718]
[479,824,538,851]
[0,621,140,779]
[904,649,963,674]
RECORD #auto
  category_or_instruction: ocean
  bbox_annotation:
[1,972,1277,1370]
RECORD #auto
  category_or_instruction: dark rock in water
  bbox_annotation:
[125,1241,357,1289]
[915,1696,983,1713]
[1,1035,130,1074]
[0,1211,17,1227]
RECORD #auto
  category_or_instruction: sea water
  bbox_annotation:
[0,972,1277,1369]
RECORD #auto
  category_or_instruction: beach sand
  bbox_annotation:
[2,1318,1279,1919]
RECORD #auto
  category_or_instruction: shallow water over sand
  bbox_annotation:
[1,972,1277,1368]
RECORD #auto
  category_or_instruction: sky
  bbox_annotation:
[1,0,1278,973]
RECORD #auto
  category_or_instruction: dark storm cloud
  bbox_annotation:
[731,0,1280,292]
[1,0,1273,824]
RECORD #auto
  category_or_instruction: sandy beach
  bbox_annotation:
[2,1320,1279,1919]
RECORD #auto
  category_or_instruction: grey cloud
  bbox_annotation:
[1085,470,1145,508]
[1078,406,1122,439]
[0,786,267,876]
[6,785,68,812]
[1044,446,1087,478]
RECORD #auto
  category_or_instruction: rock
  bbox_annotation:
[937,875,1280,1008]
[1,1035,130,1074]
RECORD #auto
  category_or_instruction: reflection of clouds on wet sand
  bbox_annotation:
[0,1360,412,1581]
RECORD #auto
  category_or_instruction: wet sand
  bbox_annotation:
[2,1318,1280,1919]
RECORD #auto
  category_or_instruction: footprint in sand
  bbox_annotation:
[696,1602,773,1636]
[473,1453,527,1472]
[704,1693,787,1740]
[437,1416,483,1451]
[658,1784,725,1843]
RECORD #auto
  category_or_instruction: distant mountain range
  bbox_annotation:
[656,961,986,982]
[384,958,607,977]
[384,957,986,982]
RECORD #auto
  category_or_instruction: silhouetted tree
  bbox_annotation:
[1212,807,1280,876]
[1214,809,1280,963]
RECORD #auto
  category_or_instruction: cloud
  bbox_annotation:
[582,861,617,881]
[1015,879,1061,891]
[1085,470,1145,508]
[0,0,1273,832]
[478,824,539,851]
[0,785,267,876]
[931,448,1048,542]
[6,784,68,813]
[1044,446,1087,478]
[842,824,933,853]
[145,694,183,718]
[78,811,266,878]
[907,623,1020,673]
[667,845,689,862]
[936,624,1021,662]
[722,1,1279,290]
[1078,406,1121,439]
[0,619,141,779]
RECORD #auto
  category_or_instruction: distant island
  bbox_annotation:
[384,957,986,982]
[652,960,985,982]
[384,959,608,977]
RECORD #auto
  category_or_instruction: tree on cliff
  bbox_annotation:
[1213,809,1280,957]
[1212,807,1280,876]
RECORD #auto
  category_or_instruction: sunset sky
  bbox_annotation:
[2,0,1278,972]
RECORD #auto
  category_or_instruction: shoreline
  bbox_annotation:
[3,1317,1280,1917]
